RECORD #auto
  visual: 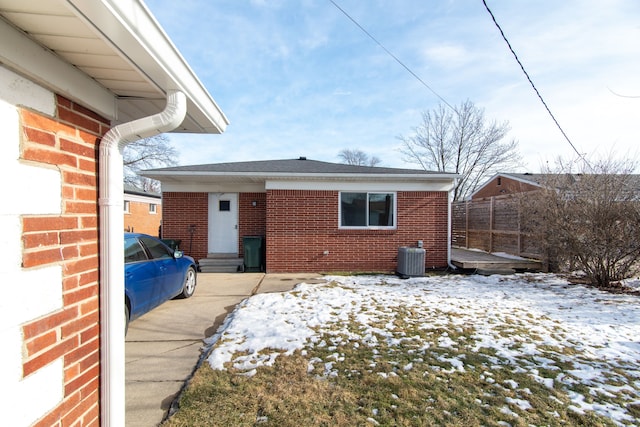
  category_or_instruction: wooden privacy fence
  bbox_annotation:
[451,195,544,260]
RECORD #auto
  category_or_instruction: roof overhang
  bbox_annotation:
[142,170,460,193]
[0,0,228,133]
[143,170,458,183]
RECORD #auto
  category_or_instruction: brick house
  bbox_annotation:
[0,1,227,426]
[124,185,162,236]
[457,172,640,262]
[470,173,545,199]
[473,173,640,200]
[142,158,459,273]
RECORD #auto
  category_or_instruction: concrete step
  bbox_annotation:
[198,256,244,273]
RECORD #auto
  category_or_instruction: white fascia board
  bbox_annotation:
[144,171,459,192]
[66,0,229,133]
[0,18,116,119]
[258,172,457,181]
[265,180,457,192]
[145,171,458,181]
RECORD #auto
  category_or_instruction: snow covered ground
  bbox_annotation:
[204,273,640,425]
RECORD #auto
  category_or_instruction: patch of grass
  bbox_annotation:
[165,352,361,427]
[628,403,640,419]
[164,315,622,427]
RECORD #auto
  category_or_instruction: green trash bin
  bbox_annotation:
[161,239,181,252]
[243,236,264,272]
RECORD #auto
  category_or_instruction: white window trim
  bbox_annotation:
[149,203,157,214]
[338,191,397,230]
[124,200,130,214]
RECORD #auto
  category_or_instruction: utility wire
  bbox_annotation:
[330,0,586,164]
[608,87,640,99]
[328,0,456,112]
[481,0,587,162]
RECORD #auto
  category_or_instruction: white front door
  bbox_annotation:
[208,193,239,254]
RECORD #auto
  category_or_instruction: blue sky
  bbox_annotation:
[145,0,640,171]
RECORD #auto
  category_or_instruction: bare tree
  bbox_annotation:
[520,156,640,288]
[338,149,381,167]
[398,100,521,201]
[122,134,177,191]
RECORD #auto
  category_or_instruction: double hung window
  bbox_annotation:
[340,192,395,228]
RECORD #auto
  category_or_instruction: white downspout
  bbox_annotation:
[447,181,458,271]
[99,90,187,426]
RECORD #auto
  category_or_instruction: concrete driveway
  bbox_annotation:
[125,272,324,427]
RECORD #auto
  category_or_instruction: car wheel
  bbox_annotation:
[178,266,196,299]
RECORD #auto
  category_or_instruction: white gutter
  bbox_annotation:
[99,90,187,426]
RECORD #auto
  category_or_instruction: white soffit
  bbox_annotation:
[0,0,228,133]
[142,171,458,191]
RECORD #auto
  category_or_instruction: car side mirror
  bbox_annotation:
[174,250,184,259]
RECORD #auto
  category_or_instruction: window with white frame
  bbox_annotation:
[149,203,157,214]
[340,192,395,228]
[124,200,130,213]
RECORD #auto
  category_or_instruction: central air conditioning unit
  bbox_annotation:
[397,247,425,278]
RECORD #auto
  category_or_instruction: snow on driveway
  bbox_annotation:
[204,273,640,425]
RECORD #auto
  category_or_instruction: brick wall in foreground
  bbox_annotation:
[18,94,107,426]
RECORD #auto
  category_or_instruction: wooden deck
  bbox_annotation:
[451,248,543,272]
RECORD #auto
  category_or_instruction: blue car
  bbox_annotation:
[124,233,197,333]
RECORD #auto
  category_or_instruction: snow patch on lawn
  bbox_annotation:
[204,273,640,425]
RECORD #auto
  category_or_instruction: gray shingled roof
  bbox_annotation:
[124,184,161,198]
[144,158,452,176]
[495,173,640,196]
[501,173,555,186]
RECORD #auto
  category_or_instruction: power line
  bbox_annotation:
[481,0,587,162]
[330,0,587,163]
[327,0,456,112]
[608,87,640,99]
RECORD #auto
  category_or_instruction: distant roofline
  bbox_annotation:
[471,172,640,199]
[124,184,161,199]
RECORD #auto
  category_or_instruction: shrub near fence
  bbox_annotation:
[452,196,544,261]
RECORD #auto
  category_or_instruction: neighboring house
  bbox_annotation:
[0,1,227,426]
[472,172,640,200]
[124,184,162,236]
[456,172,640,263]
[456,173,554,259]
[470,173,545,200]
[142,158,459,273]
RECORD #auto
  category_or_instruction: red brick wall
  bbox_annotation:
[472,176,540,199]
[20,95,108,426]
[124,199,162,236]
[265,190,449,273]
[162,192,269,260]
[161,190,450,272]
[161,192,208,259]
[238,192,267,255]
